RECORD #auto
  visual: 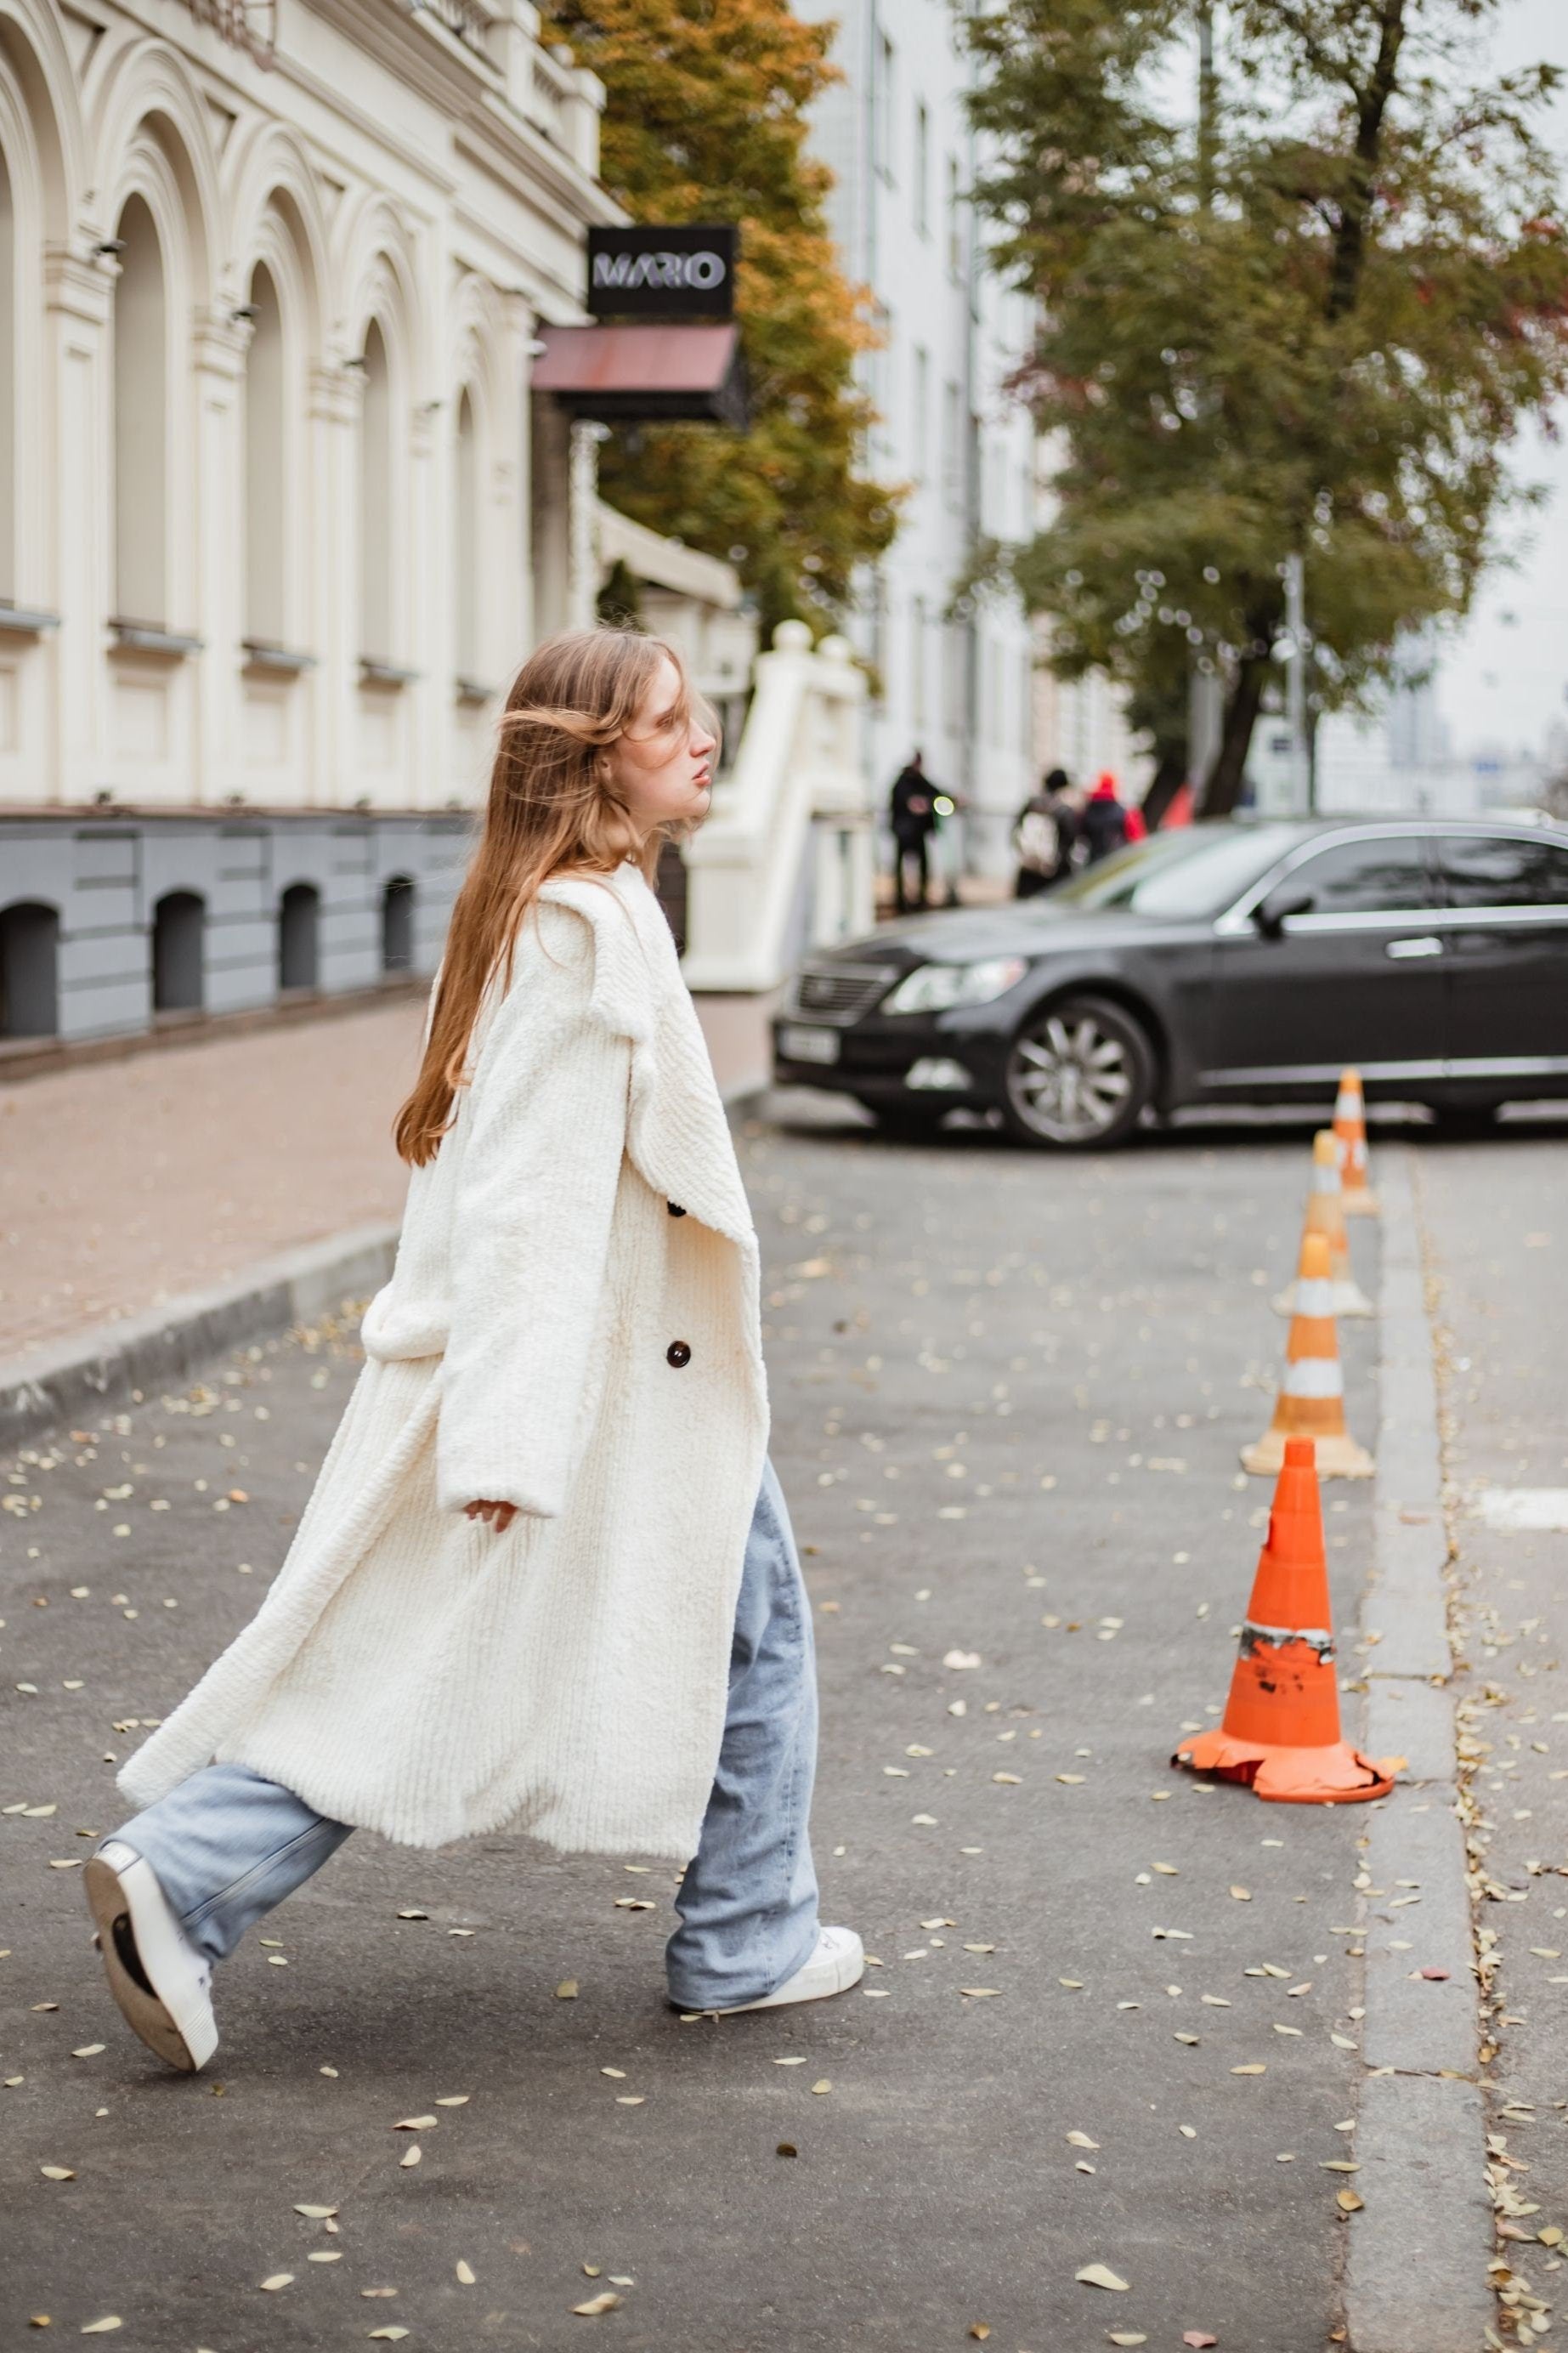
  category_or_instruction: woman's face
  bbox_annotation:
[609,655,716,836]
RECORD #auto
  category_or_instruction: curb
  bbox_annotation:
[1344,1145,1492,2353]
[0,1222,401,1448]
[0,1084,773,1451]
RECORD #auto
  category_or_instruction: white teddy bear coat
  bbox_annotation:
[117,862,770,1857]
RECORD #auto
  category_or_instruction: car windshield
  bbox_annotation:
[1050,824,1307,917]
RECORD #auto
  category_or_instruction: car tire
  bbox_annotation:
[1000,994,1156,1149]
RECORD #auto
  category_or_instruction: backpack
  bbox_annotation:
[1014,807,1060,876]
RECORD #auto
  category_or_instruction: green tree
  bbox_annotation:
[958,0,1568,811]
[542,0,899,638]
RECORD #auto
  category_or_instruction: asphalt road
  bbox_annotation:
[1418,1125,1568,2342]
[3,1102,1396,2351]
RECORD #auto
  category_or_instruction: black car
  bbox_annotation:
[772,815,1568,1148]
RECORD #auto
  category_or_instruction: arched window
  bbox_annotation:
[359,319,391,662]
[0,143,14,604]
[454,388,478,683]
[112,194,166,627]
[381,875,415,972]
[0,900,59,1036]
[244,262,285,645]
[151,890,205,1013]
[278,882,320,991]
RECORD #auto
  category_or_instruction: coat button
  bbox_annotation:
[667,1201,687,1217]
[665,1341,692,1368]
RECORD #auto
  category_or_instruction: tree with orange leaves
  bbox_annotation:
[542,0,899,638]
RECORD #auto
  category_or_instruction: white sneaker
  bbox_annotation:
[712,1926,865,2015]
[84,1841,218,2073]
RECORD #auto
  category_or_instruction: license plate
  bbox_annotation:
[779,1024,841,1066]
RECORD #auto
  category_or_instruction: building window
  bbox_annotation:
[151,891,205,1013]
[112,196,167,627]
[0,901,59,1036]
[914,101,930,239]
[359,320,392,664]
[912,345,929,485]
[874,31,896,184]
[278,882,320,991]
[942,380,964,513]
[244,264,286,647]
[946,154,964,283]
[0,144,14,604]
[454,390,479,683]
[382,875,416,972]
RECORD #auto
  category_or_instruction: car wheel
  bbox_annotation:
[1001,995,1155,1148]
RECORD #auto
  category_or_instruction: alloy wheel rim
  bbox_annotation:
[1007,1012,1133,1142]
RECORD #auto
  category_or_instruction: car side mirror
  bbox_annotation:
[1254,889,1313,939]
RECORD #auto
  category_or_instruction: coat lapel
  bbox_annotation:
[537,867,757,1250]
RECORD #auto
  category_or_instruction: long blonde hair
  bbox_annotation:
[393,627,696,1167]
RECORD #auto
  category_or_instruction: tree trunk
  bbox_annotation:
[1141,747,1186,831]
[1198,656,1271,818]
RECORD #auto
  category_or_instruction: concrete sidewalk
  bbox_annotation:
[0,988,767,1375]
[3,1100,1420,2350]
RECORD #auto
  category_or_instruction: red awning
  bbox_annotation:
[532,323,747,428]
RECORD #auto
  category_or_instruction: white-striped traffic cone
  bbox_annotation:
[1333,1068,1379,1216]
[1274,1130,1373,1318]
[1246,1232,1373,1478]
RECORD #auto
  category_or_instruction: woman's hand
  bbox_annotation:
[465,1499,518,1534]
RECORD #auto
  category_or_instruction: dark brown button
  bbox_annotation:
[667,1201,687,1217]
[665,1341,692,1368]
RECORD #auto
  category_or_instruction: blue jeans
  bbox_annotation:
[105,1460,821,2011]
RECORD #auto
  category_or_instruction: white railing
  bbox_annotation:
[681,620,873,995]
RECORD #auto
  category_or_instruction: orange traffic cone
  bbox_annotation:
[1333,1069,1379,1216]
[1245,1232,1373,1478]
[1273,1131,1373,1318]
[1174,1437,1398,1803]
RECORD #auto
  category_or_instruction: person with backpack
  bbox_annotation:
[1011,768,1078,898]
[1080,771,1140,864]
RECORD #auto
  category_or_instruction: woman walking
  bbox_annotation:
[86,630,862,2072]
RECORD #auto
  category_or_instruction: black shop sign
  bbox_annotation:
[586,225,738,320]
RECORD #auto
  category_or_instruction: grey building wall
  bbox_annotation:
[0,813,473,1044]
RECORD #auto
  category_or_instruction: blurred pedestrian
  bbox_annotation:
[1011,767,1078,898]
[86,627,863,2075]
[1081,771,1136,865]
[889,750,938,913]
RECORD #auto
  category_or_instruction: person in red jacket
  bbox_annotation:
[1080,771,1144,862]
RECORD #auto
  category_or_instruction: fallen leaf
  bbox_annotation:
[776,2141,797,2157]
[1182,2336,1218,2349]
[993,1772,1022,1786]
[1320,2160,1361,2173]
[1107,2337,1148,2349]
[1057,1773,1087,1785]
[1075,2263,1129,2292]
[1419,1967,1450,1982]
[556,1981,579,1999]
[1230,1886,1252,1902]
[393,2116,436,2130]
[79,2324,122,2337]
[456,2260,475,2285]
[39,2166,75,2181]
[960,1987,1002,1998]
[368,2332,410,2343]
[399,2146,421,2169]
[434,2095,470,2106]
[774,2056,807,2067]
[395,1908,428,1920]
[307,2252,342,2265]
[259,2275,294,2291]
[572,2292,624,2316]
[811,2079,832,2095]
[1231,2064,1266,2076]
[71,2046,105,2059]
[1067,2131,1100,2149]
[294,2204,338,2219]
[614,2096,645,2106]
[1337,2189,1364,2214]
[968,2328,992,2343]
[1152,1863,1179,1875]
[943,1651,982,1670]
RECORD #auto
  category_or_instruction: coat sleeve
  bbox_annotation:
[434,907,633,1520]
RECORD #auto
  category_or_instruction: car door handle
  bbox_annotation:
[1385,934,1443,960]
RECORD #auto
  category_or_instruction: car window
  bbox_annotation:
[1435,833,1568,909]
[1050,824,1305,916]
[1274,836,1434,916]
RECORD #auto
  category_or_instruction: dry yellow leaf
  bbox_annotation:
[614,2096,645,2106]
[556,1981,579,1999]
[259,2275,294,2291]
[969,2327,992,2342]
[39,2166,74,2181]
[811,2078,832,2095]
[1057,1773,1087,1785]
[368,2332,410,2343]
[70,2046,105,2059]
[307,2253,342,2265]
[960,1987,1001,1998]
[1067,2132,1099,2149]
[456,2260,476,2285]
[1337,2189,1365,2214]
[571,2292,624,2316]
[1075,2262,1129,2292]
[294,2204,338,2218]
[1320,2160,1361,2172]
[399,2146,422,2169]
[393,2116,436,2130]
[1231,2064,1266,2075]
[1107,2336,1149,2348]
[79,2323,122,2337]
[601,2067,627,2079]
[1230,1885,1252,1902]
[434,2095,470,2106]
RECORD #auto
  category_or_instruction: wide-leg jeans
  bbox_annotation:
[102,1459,822,2011]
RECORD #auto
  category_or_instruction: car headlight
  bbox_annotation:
[883,956,1028,1015]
